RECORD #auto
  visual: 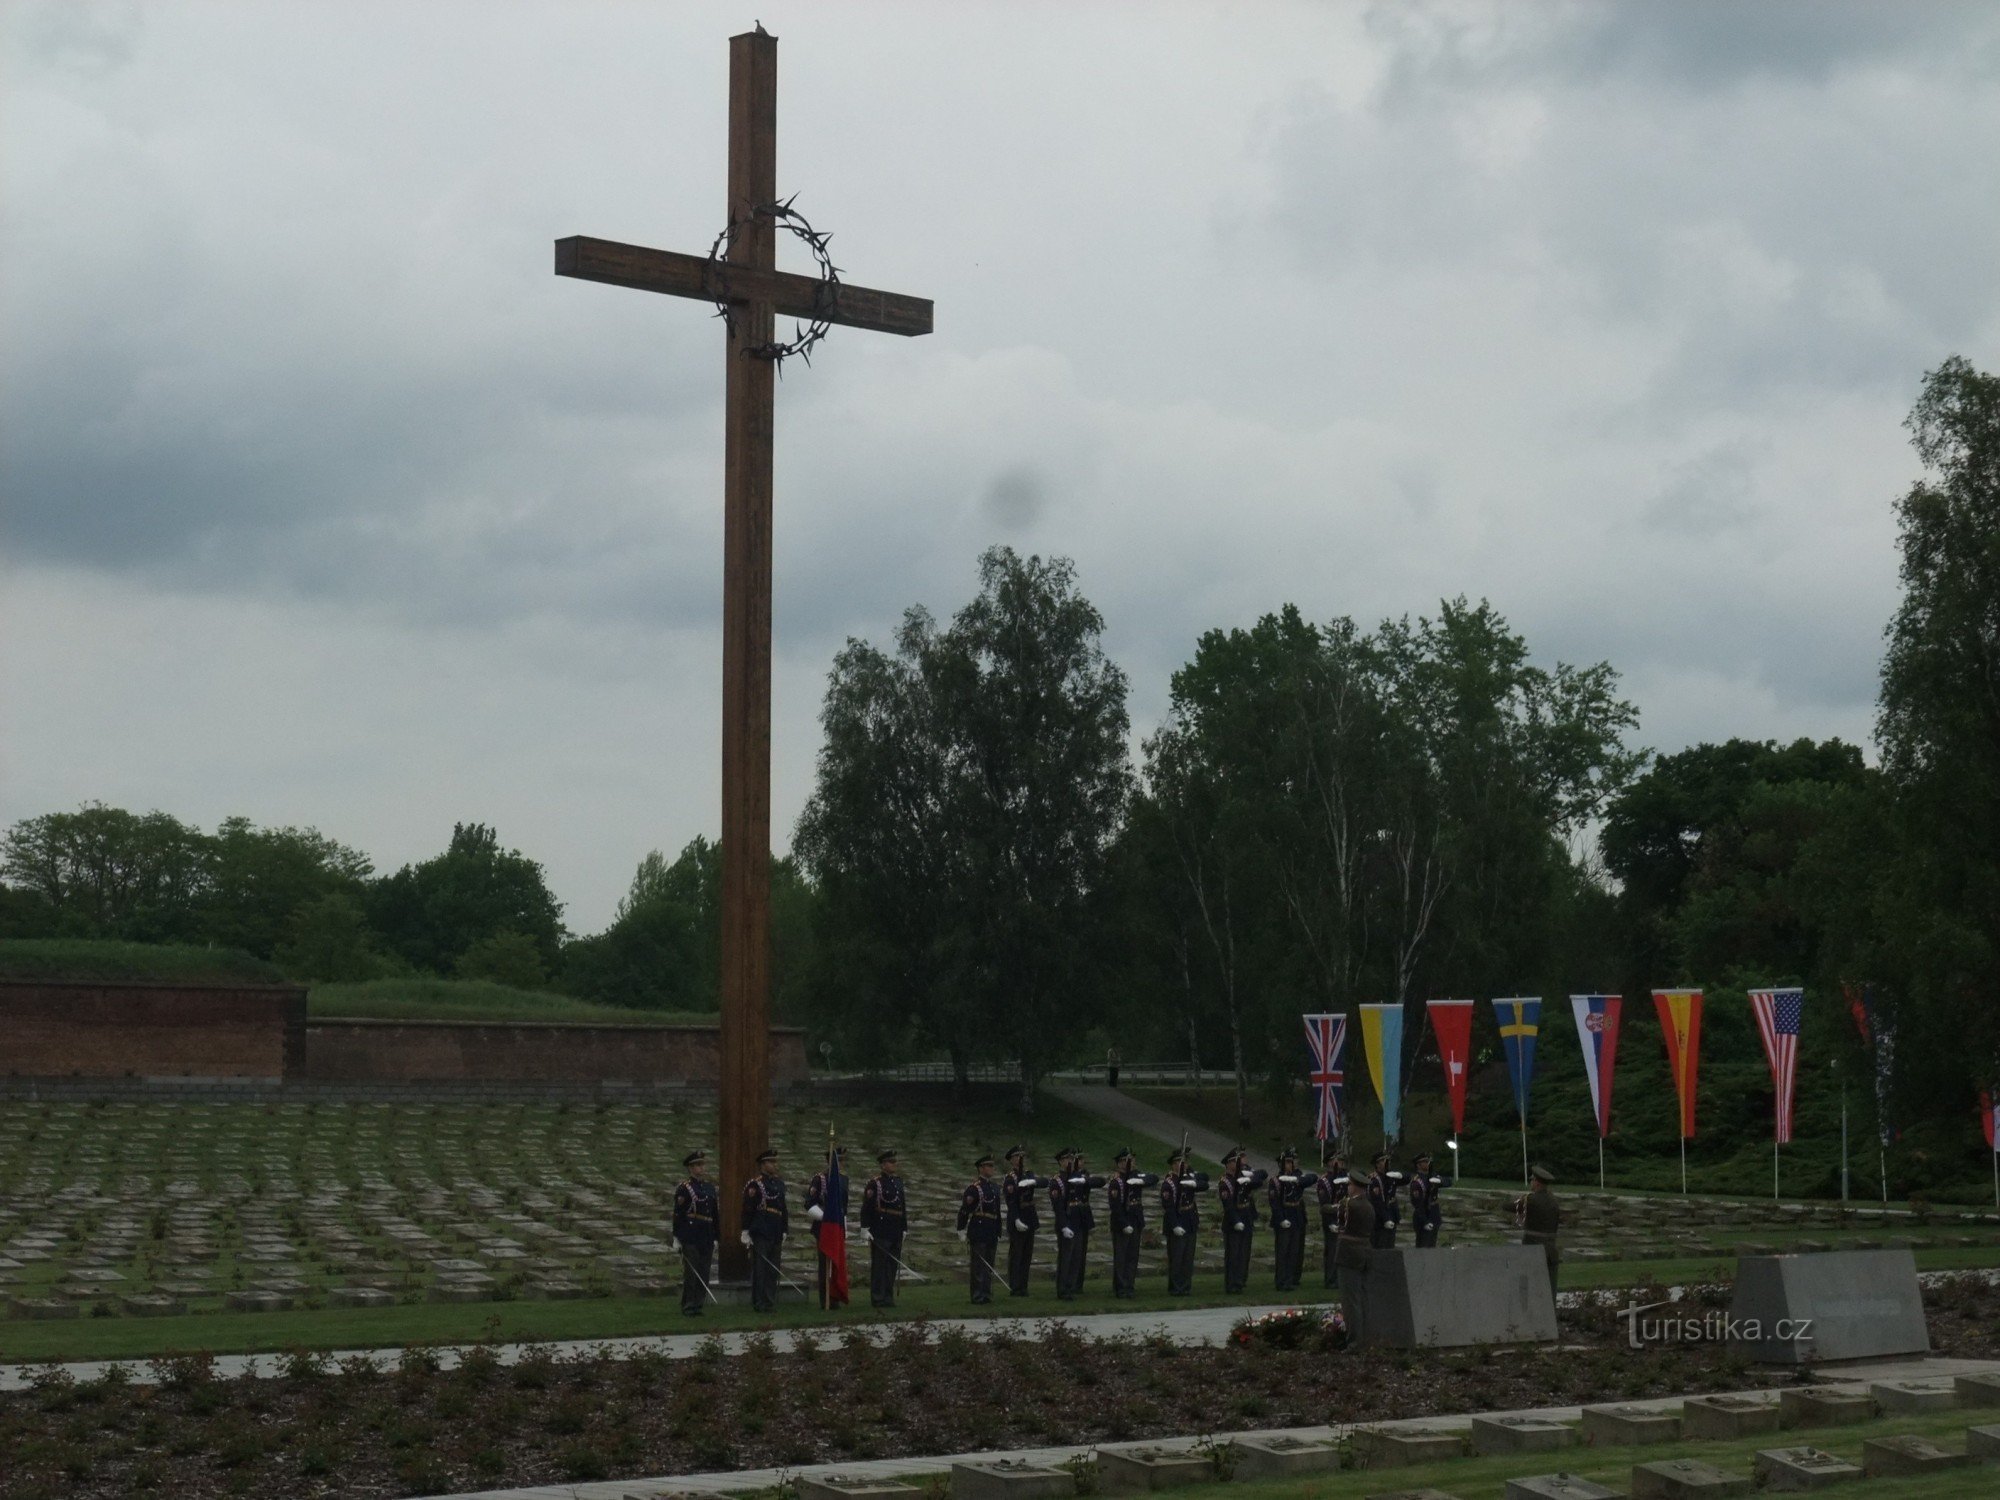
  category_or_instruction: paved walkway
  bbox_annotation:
[422,1353,2000,1500]
[1049,1083,1252,1170]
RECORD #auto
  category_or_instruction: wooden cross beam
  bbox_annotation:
[555,27,930,1281]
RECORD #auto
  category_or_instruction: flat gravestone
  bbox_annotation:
[1355,1247,1557,1348]
[1868,1378,1957,1414]
[1955,1372,2000,1409]
[224,1290,292,1311]
[1966,1423,2000,1458]
[1097,1446,1213,1492]
[1473,1416,1577,1455]
[1357,1428,1467,1467]
[1777,1388,1872,1429]
[1227,1435,1341,1479]
[1504,1477,1620,1500]
[951,1462,1076,1500]
[1682,1395,1778,1441]
[1583,1405,1680,1445]
[1751,1448,1862,1492]
[329,1286,396,1308]
[799,1480,925,1500]
[7,1298,78,1320]
[1629,1458,1749,1498]
[1362,1491,1463,1500]
[1859,1435,1971,1477]
[532,1279,589,1299]
[120,1294,188,1317]
[1728,1250,1928,1364]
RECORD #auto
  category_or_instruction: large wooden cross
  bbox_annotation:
[555,28,932,1277]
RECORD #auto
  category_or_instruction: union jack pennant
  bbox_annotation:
[1303,1012,1348,1143]
[1749,987,1805,1145]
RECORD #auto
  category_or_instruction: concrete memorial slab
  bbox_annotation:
[1728,1250,1928,1364]
[799,1479,926,1500]
[1859,1434,1971,1477]
[1363,1491,1463,1500]
[1472,1416,1578,1455]
[1750,1447,1863,1492]
[951,1462,1077,1500]
[1226,1435,1341,1479]
[1582,1405,1681,1445]
[1966,1423,2000,1459]
[1356,1427,1468,1467]
[1956,1372,2000,1408]
[1867,1378,1957,1414]
[1096,1445,1214,1492]
[1777,1388,1873,1429]
[1681,1395,1779,1440]
[1628,1458,1750,1498]
[1356,1247,1558,1348]
[1504,1477,1621,1500]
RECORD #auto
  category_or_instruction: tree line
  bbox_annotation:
[3,358,1995,1151]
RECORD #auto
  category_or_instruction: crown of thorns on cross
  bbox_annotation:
[704,196,840,371]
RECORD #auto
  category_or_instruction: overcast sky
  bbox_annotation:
[5,1,1997,934]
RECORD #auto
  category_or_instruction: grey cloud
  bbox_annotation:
[980,465,1048,531]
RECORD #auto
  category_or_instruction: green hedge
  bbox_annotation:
[0,939,284,985]
[307,977,715,1025]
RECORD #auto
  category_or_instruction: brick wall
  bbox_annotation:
[302,1019,810,1086]
[0,980,306,1079]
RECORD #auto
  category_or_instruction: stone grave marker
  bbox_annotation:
[798,1479,926,1500]
[951,1461,1077,1500]
[1096,1444,1214,1492]
[1682,1395,1779,1440]
[1750,1447,1862,1492]
[1728,1250,1928,1364]
[1629,1457,1750,1497]
[1226,1435,1341,1479]
[1473,1416,1577,1455]
[1354,1247,1558,1348]
[1868,1378,1957,1414]
[1503,1477,1620,1500]
[1356,1427,1467,1467]
[1954,1372,2000,1408]
[1777,1388,1873,1429]
[1858,1434,1971,1477]
[1582,1404,1680,1445]
[1965,1423,2000,1459]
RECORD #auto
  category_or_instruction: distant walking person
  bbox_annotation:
[1337,1172,1376,1347]
[1001,1145,1040,1296]
[1106,1046,1122,1089]
[671,1149,718,1316]
[860,1149,907,1308]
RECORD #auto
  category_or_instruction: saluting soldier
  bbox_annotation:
[1217,1146,1266,1293]
[670,1148,718,1316]
[1519,1165,1561,1301]
[1105,1146,1157,1299]
[1367,1151,1403,1249]
[1336,1171,1376,1346]
[1407,1150,1445,1248]
[1001,1145,1040,1297]
[803,1145,849,1309]
[741,1147,789,1313]
[859,1148,908,1308]
[956,1154,1004,1304]
[1158,1148,1206,1296]
[1051,1147,1103,1299]
[1267,1146,1313,1292]
[1316,1142,1347,1289]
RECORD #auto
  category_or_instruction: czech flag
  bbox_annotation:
[816,1147,849,1308]
[1570,994,1623,1138]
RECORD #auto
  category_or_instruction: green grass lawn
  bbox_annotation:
[0,938,282,985]
[307,977,714,1024]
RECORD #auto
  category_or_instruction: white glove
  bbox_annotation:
[1179,1177,1199,1188]
[1237,1174,1253,1185]
[807,1204,824,1222]
[1232,1221,1245,1232]
[1061,1227,1075,1240]
[739,1231,751,1247]
[863,1229,873,1244]
[1278,1174,1298,1184]
[1122,1224,1136,1236]
[1018,1176,1038,1189]
[957,1228,968,1241]
[1172,1226,1186,1238]
[1281,1219,1293,1229]
[1014,1218,1029,1232]
[1126,1177,1146,1187]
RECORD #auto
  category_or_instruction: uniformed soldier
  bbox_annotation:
[1336,1171,1376,1346]
[803,1146,849,1309]
[670,1148,718,1316]
[1266,1146,1314,1292]
[741,1148,788,1313]
[1050,1147,1104,1299]
[1001,1145,1040,1297]
[1407,1150,1446,1248]
[1216,1146,1266,1293]
[1158,1148,1206,1296]
[1519,1164,1561,1301]
[1316,1141,1347,1289]
[1367,1151,1403,1249]
[1105,1146,1157,1299]
[956,1155,1004,1304]
[859,1148,908,1308]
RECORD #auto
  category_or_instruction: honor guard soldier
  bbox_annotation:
[1407,1150,1446,1247]
[957,1155,1004,1304]
[742,1148,789,1313]
[1336,1171,1376,1346]
[1267,1146,1315,1292]
[1105,1146,1157,1299]
[1001,1145,1040,1296]
[1367,1151,1403,1249]
[1519,1164,1561,1300]
[1316,1142,1347,1288]
[1050,1147,1104,1299]
[1217,1147,1267,1293]
[859,1148,908,1308]
[670,1149,718,1316]
[1158,1148,1206,1295]
[804,1145,850,1309]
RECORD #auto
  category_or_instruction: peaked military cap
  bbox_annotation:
[682,1149,707,1167]
[877,1148,898,1164]
[1531,1164,1555,1184]
[1004,1144,1027,1161]
[973,1154,994,1168]
[757,1148,779,1165]
[1113,1144,1134,1162]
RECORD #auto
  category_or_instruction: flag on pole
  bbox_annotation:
[1981,1089,1998,1152]
[1492,997,1541,1123]
[1749,987,1805,1145]
[815,1144,849,1308]
[1653,989,1704,1139]
[1842,982,1898,1145]
[1359,1003,1405,1141]
[1570,994,1623,1137]
[1427,999,1477,1135]
[1303,1013,1348,1143]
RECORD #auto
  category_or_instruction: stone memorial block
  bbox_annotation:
[1628,1458,1749,1498]
[1226,1435,1341,1479]
[1096,1445,1213,1492]
[1728,1250,1928,1364]
[120,1294,188,1317]
[224,1290,293,1311]
[1503,1477,1620,1500]
[951,1462,1076,1500]
[329,1286,396,1308]
[1582,1405,1680,1445]
[1955,1373,2000,1409]
[1356,1247,1558,1348]
[1859,1435,1970,1477]
[1362,1491,1462,1500]
[1681,1395,1778,1441]
[1473,1416,1577,1455]
[1777,1388,1872,1429]
[1868,1379,1956,1414]
[1750,1448,1862,1492]
[1965,1423,2000,1459]
[1357,1427,1468,1467]
[798,1479,925,1500]
[7,1297,78,1320]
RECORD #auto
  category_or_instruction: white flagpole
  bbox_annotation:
[1519,1118,1529,1187]
[1773,1138,1779,1201]
[1598,1135,1605,1191]
[1679,1136,1687,1197]
[1840,1084,1849,1205]
[1879,1142,1888,1203]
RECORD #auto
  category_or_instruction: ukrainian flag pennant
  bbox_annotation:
[1358,1003,1405,1141]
